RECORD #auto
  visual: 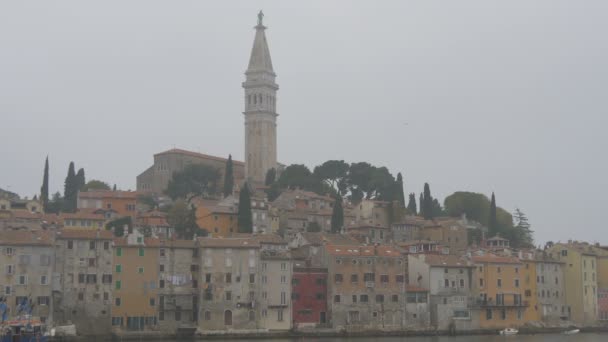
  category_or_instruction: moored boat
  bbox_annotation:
[1,315,49,342]
[563,328,580,335]
[499,328,519,336]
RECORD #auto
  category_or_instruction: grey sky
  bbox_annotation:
[1,1,607,245]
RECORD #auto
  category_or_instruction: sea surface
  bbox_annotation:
[156,333,608,342]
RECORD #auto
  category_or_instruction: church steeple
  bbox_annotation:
[243,11,279,184]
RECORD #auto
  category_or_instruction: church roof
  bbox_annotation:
[247,22,274,74]
[155,148,244,166]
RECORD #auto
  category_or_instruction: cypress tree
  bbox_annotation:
[113,184,117,191]
[76,168,86,191]
[407,193,417,214]
[223,155,234,198]
[423,183,433,220]
[237,182,253,233]
[40,156,49,211]
[489,192,498,235]
[396,173,405,207]
[265,168,276,186]
[331,195,344,233]
[419,193,425,217]
[63,162,77,212]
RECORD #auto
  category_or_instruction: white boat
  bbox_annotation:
[499,328,519,336]
[563,329,580,335]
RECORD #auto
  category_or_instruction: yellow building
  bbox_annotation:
[196,203,237,237]
[472,254,527,329]
[520,256,540,322]
[548,243,598,325]
[112,232,160,331]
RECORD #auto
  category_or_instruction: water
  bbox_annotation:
[159,333,607,342]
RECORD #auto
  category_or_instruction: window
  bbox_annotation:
[89,241,96,250]
[138,248,145,257]
[460,279,465,287]
[480,278,484,287]
[115,264,122,273]
[444,268,449,274]
[39,255,50,266]
[376,294,384,303]
[5,265,14,275]
[78,292,84,301]
[348,311,360,322]
[396,275,404,283]
[138,267,144,274]
[18,255,30,265]
[159,264,165,272]
[561,250,567,257]
[277,309,284,322]
[190,264,199,272]
[281,291,286,305]
[115,280,121,290]
[281,275,287,284]
[86,274,97,284]
[104,241,110,250]
[497,267,501,273]
[4,286,10,295]
[225,291,232,301]
[116,247,122,257]
[364,273,375,282]
[18,275,28,285]
[334,295,341,303]
[159,280,165,288]
[352,295,357,303]
[351,274,358,283]
[78,274,85,283]
[67,241,74,249]
[501,309,506,320]
[102,274,112,284]
[335,274,343,283]
[205,311,211,321]
[497,279,502,288]
[514,279,520,288]
[445,279,449,287]
[89,258,96,267]
[316,277,326,286]
[149,298,155,306]
[40,275,48,285]
[205,274,212,283]
[115,298,121,306]
[225,273,232,283]
[486,309,493,320]
[160,248,165,257]
[37,296,50,305]
[515,267,519,274]
[380,275,389,283]
[392,295,399,302]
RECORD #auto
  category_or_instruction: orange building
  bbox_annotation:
[472,254,527,329]
[111,232,160,331]
[78,190,138,219]
[195,202,237,237]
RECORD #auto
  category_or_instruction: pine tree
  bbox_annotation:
[419,193,425,217]
[407,193,417,214]
[223,155,234,198]
[395,173,405,207]
[237,183,253,233]
[489,192,497,235]
[113,184,117,191]
[265,168,276,186]
[331,195,344,233]
[422,183,433,219]
[513,208,534,247]
[63,162,77,212]
[40,156,49,211]
[76,168,86,191]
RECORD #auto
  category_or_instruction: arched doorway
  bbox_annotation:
[224,310,232,326]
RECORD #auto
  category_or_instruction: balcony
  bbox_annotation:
[472,298,529,308]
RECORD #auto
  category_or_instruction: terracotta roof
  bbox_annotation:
[261,249,291,260]
[300,232,359,246]
[231,233,286,245]
[138,210,167,218]
[78,190,138,200]
[346,224,390,230]
[472,254,522,264]
[416,254,473,268]
[0,230,53,246]
[159,239,197,248]
[155,148,244,166]
[60,212,106,221]
[57,229,114,240]
[197,237,260,248]
[397,240,439,246]
[325,244,403,257]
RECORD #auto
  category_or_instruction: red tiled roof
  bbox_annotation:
[325,244,402,257]
[417,254,473,268]
[197,237,260,248]
[57,229,114,240]
[78,190,138,200]
[155,148,245,166]
[0,230,53,246]
[60,211,106,221]
[472,255,522,264]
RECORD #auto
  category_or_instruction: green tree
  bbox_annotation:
[419,193,425,217]
[395,173,405,207]
[331,195,344,233]
[167,199,199,239]
[40,156,49,211]
[113,184,117,191]
[489,192,498,235]
[431,198,444,217]
[422,183,434,219]
[106,216,132,237]
[63,162,77,212]
[307,221,321,232]
[165,164,220,200]
[277,164,322,193]
[46,192,64,214]
[81,180,111,192]
[444,192,491,224]
[76,168,86,191]
[511,208,534,248]
[265,168,277,186]
[313,160,349,196]
[138,194,158,209]
[223,155,234,198]
[407,193,417,214]
[237,183,253,233]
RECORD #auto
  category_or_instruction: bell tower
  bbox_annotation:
[243,11,278,184]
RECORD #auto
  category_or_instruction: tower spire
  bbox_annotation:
[243,12,279,184]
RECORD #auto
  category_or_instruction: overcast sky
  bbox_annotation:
[1,1,607,245]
